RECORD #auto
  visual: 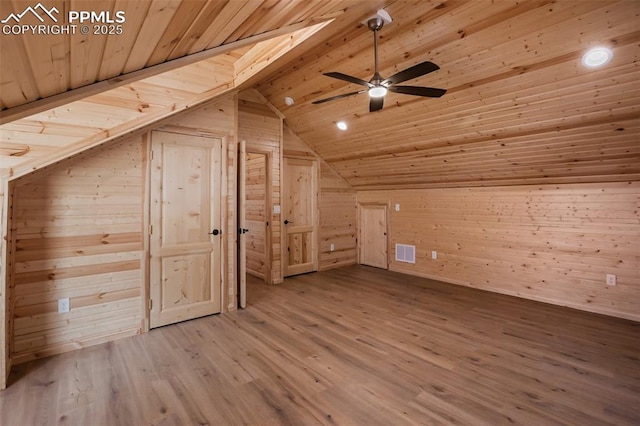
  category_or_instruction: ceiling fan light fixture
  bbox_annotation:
[368,86,387,98]
[582,47,613,68]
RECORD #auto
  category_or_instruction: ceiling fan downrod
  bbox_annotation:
[367,17,386,96]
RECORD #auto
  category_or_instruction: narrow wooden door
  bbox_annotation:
[238,140,247,309]
[149,131,222,328]
[283,158,318,277]
[359,205,388,269]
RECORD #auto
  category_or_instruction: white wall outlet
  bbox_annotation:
[394,203,400,212]
[330,243,335,252]
[606,274,616,286]
[273,205,281,214]
[58,298,70,313]
[431,251,437,259]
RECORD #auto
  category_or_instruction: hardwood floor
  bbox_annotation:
[1,265,639,425]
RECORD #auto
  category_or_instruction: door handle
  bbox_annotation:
[238,228,249,234]
[284,220,293,225]
[209,229,221,235]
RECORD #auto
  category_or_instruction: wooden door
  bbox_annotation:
[149,131,222,328]
[359,205,388,269]
[283,158,318,277]
[238,140,247,309]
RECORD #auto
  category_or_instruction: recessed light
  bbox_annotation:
[284,96,295,106]
[336,121,348,130]
[582,47,613,68]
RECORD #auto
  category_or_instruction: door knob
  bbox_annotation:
[209,229,221,235]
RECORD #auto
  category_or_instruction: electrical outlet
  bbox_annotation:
[431,251,437,259]
[606,274,616,286]
[330,243,335,252]
[58,298,70,313]
[395,203,400,212]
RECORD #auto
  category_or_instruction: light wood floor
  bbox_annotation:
[1,265,639,425]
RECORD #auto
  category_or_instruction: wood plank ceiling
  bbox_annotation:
[255,0,640,189]
[0,0,382,179]
[1,0,639,189]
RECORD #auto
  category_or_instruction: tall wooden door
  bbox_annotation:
[283,158,318,277]
[237,140,247,309]
[359,204,388,269]
[149,131,222,328]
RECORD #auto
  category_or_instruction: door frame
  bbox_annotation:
[281,156,319,278]
[357,203,389,269]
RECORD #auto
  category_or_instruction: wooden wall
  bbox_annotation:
[245,153,268,279]
[10,137,145,364]
[238,90,282,284]
[283,127,357,271]
[357,181,640,321]
[5,94,238,366]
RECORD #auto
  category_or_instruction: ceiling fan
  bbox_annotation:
[312,14,446,112]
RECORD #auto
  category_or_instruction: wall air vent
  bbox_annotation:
[395,244,416,264]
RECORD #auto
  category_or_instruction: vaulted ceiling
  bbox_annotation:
[1,0,639,188]
[257,0,640,189]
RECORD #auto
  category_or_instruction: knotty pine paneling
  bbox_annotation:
[283,126,357,271]
[0,0,357,109]
[357,181,640,321]
[245,153,268,279]
[256,0,640,189]
[11,137,144,364]
[238,93,282,284]
[5,94,239,366]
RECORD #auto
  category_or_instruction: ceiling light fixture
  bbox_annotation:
[368,86,387,98]
[336,121,348,130]
[284,96,295,106]
[582,47,613,68]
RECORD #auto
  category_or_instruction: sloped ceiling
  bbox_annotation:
[1,0,639,188]
[0,0,384,179]
[255,0,640,189]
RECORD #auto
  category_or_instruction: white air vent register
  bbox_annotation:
[395,244,416,264]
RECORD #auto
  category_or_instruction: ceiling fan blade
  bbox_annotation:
[369,96,384,112]
[312,90,367,104]
[324,72,373,87]
[388,85,447,98]
[382,61,440,85]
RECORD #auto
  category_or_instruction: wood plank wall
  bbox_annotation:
[245,153,267,279]
[6,95,238,365]
[10,137,145,364]
[357,182,640,321]
[283,127,357,271]
[238,91,282,284]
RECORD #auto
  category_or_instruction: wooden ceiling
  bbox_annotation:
[256,0,640,189]
[1,0,639,188]
[0,0,380,178]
